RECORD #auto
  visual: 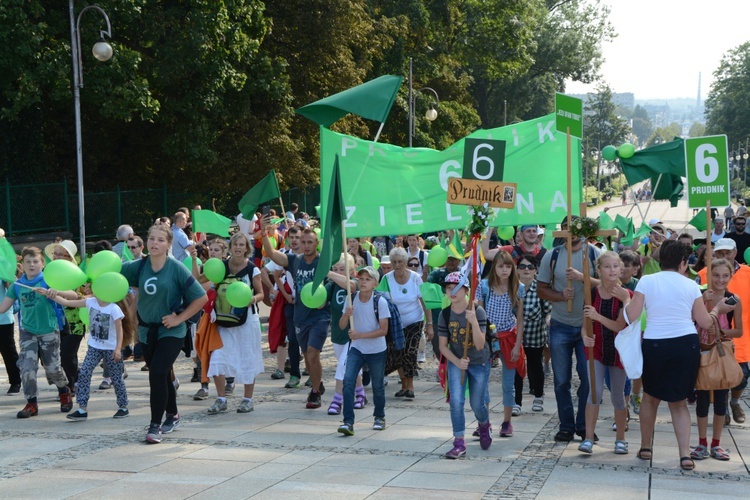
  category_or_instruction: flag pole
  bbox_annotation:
[373,122,386,143]
[342,220,354,330]
[640,174,663,223]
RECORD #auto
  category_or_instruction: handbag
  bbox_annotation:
[614,304,643,379]
[695,317,744,391]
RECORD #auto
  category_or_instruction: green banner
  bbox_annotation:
[320,113,582,238]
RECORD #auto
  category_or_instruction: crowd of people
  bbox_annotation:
[0,204,748,470]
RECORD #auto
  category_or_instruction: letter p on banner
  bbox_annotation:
[685,135,730,209]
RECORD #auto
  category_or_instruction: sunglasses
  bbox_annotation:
[517,264,536,270]
[407,263,420,268]
[128,245,140,250]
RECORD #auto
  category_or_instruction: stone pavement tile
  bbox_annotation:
[269,449,334,465]
[354,424,448,454]
[0,468,129,499]
[142,457,256,479]
[287,464,402,486]
[0,436,88,467]
[395,408,453,426]
[386,470,497,493]
[78,476,215,499]
[190,478,278,500]
[650,476,744,498]
[536,468,648,499]
[182,445,286,463]
[62,442,207,472]
[406,455,511,477]
[368,486,483,499]
[318,452,421,471]
[255,480,378,499]
[232,419,337,446]
[536,483,646,499]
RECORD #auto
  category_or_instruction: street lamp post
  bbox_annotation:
[69,1,113,254]
[407,57,439,147]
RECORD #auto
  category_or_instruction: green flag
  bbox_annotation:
[193,210,231,237]
[444,231,464,259]
[620,138,686,207]
[376,275,390,292]
[296,75,403,127]
[121,244,134,262]
[688,209,713,232]
[0,238,16,282]
[599,211,615,230]
[311,156,345,294]
[634,224,652,239]
[238,170,281,219]
[614,214,633,235]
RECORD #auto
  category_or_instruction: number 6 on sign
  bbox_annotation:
[462,139,506,182]
[685,135,730,209]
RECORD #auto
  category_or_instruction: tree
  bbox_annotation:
[583,84,630,187]
[631,105,653,146]
[705,42,750,147]
[646,123,682,147]
[688,122,706,137]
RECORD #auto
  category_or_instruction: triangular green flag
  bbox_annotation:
[634,224,652,240]
[443,231,464,259]
[599,211,615,230]
[620,226,635,247]
[0,238,17,282]
[121,244,134,262]
[296,75,403,127]
[238,170,281,219]
[688,209,712,232]
[376,275,390,292]
[614,214,632,234]
[311,156,345,294]
[193,210,232,237]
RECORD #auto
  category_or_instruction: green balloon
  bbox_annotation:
[372,256,380,270]
[300,282,327,309]
[497,226,515,241]
[427,246,448,267]
[745,247,750,265]
[602,145,617,162]
[183,255,202,269]
[78,307,89,325]
[618,143,636,159]
[203,258,226,283]
[91,272,129,303]
[43,259,87,291]
[226,281,253,308]
[87,250,122,281]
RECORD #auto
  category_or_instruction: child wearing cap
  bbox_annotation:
[439,271,491,458]
[338,266,390,436]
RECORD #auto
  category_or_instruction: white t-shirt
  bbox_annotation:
[384,271,423,326]
[344,292,390,354]
[266,252,296,297]
[86,298,125,351]
[634,271,702,340]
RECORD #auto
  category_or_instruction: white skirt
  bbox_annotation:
[207,315,265,384]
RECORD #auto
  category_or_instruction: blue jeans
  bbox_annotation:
[343,347,386,426]
[448,362,489,437]
[549,319,588,433]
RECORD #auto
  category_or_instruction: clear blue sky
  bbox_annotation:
[565,0,750,100]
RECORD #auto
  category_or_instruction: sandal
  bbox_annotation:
[578,439,594,454]
[614,440,629,455]
[710,446,730,461]
[327,401,341,415]
[680,456,695,471]
[637,447,652,460]
[690,445,709,460]
[354,393,368,410]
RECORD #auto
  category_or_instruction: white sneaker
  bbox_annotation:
[512,404,521,417]
[417,351,426,363]
[207,398,228,415]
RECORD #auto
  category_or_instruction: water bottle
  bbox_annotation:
[489,324,500,353]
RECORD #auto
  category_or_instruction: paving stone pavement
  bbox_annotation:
[1,321,749,499]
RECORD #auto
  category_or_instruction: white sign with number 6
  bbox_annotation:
[695,144,719,183]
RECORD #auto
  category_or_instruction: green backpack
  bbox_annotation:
[214,260,255,328]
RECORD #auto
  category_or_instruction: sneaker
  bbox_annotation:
[207,398,228,415]
[162,413,181,433]
[444,438,466,459]
[67,409,88,421]
[417,351,426,363]
[338,422,354,436]
[271,369,285,380]
[578,439,594,454]
[500,421,513,437]
[59,390,73,413]
[691,444,709,460]
[512,404,521,417]
[193,387,209,400]
[99,379,112,390]
[554,430,574,442]
[141,364,149,371]
[285,376,300,389]
[731,402,746,423]
[17,402,38,419]
[372,417,386,431]
[237,399,254,413]
[403,390,415,400]
[306,390,322,409]
[631,393,641,415]
[478,421,492,450]
[224,381,234,395]
[7,384,21,395]
[532,398,543,412]
[145,423,162,444]
[113,408,129,419]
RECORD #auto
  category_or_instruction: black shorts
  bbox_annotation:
[642,334,700,402]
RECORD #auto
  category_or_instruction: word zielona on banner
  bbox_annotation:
[319,113,582,238]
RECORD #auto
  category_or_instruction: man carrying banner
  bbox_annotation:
[261,220,329,409]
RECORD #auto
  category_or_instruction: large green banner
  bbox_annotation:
[320,113,581,238]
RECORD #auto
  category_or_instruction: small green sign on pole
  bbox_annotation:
[685,135,730,209]
[555,93,583,139]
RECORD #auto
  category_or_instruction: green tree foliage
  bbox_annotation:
[688,122,706,138]
[646,123,682,147]
[630,105,653,146]
[706,42,750,146]
[583,84,629,187]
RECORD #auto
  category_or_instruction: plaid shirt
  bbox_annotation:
[522,280,551,348]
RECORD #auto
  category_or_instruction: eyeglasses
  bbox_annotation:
[407,263,420,268]
[127,245,140,250]
[517,264,536,270]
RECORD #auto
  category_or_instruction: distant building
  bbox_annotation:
[571,92,635,112]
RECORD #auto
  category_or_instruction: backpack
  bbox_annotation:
[214,260,256,328]
[136,257,201,325]
[510,245,547,267]
[371,290,405,350]
[548,244,598,288]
